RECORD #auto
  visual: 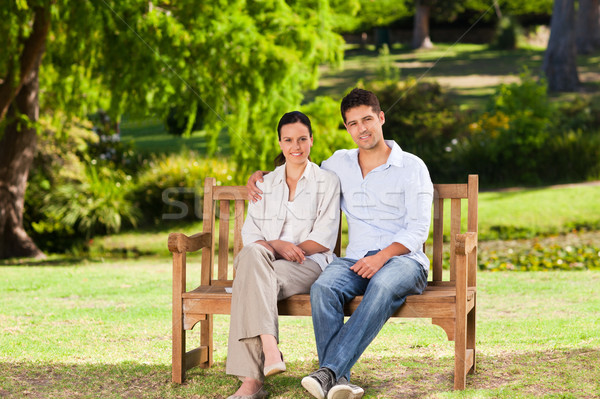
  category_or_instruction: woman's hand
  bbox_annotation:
[247,171,265,203]
[269,240,306,264]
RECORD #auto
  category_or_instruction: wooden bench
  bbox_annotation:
[169,175,478,390]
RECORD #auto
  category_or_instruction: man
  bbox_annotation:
[247,88,433,399]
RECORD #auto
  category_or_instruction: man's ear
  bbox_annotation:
[379,111,385,125]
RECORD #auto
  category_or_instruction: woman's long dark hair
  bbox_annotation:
[274,111,313,167]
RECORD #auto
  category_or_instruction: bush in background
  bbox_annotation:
[461,73,600,186]
[364,78,469,183]
[42,165,139,240]
[492,16,522,50]
[133,152,238,226]
[25,112,141,253]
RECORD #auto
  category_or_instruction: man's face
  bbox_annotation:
[343,105,385,151]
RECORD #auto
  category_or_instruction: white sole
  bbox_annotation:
[327,384,364,399]
[301,376,326,399]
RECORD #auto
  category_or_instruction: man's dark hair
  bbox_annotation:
[340,88,381,123]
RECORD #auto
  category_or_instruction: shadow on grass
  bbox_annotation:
[0,256,100,267]
[2,348,598,398]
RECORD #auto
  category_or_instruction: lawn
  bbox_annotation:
[1,260,599,398]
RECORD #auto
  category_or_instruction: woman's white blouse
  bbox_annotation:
[242,162,341,270]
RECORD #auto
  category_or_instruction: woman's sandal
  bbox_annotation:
[263,351,286,377]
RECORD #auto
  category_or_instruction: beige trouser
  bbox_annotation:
[226,243,322,381]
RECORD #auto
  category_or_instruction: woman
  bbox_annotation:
[226,111,340,399]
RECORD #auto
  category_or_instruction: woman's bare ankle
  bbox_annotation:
[234,378,262,395]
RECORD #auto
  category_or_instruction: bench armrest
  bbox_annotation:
[168,232,211,253]
[455,232,477,256]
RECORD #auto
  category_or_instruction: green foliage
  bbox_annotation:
[375,44,400,82]
[364,78,468,182]
[461,73,600,186]
[42,165,140,240]
[133,152,238,226]
[556,95,600,134]
[300,96,355,165]
[462,72,555,184]
[5,0,344,174]
[480,242,600,271]
[492,16,522,50]
[496,0,554,16]
[541,129,600,183]
[24,118,97,252]
[24,113,140,252]
[164,104,204,137]
[333,0,409,32]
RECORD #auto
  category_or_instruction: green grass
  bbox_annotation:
[119,117,230,155]
[1,261,599,398]
[475,184,600,240]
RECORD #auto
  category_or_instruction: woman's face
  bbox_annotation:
[279,122,313,166]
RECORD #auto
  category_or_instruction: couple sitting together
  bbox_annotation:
[226,88,434,399]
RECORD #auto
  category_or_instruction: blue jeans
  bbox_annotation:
[310,251,428,381]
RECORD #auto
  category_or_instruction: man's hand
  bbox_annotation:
[247,171,265,203]
[269,240,306,264]
[350,252,387,279]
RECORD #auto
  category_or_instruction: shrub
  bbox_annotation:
[25,113,141,253]
[132,152,238,225]
[42,165,139,239]
[541,129,600,183]
[492,16,522,50]
[25,119,97,252]
[461,73,600,186]
[460,72,555,185]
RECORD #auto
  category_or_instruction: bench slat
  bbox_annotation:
[182,286,475,318]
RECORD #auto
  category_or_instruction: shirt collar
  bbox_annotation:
[344,139,404,169]
[384,140,404,168]
[271,161,315,185]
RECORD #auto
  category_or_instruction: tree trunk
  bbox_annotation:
[412,1,434,49]
[543,0,580,92]
[0,7,51,122]
[576,0,600,54]
[0,10,49,259]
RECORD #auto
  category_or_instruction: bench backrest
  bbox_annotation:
[200,175,478,287]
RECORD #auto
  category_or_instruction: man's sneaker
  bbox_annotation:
[301,367,336,399]
[326,376,364,399]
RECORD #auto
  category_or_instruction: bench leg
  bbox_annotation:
[454,317,467,390]
[467,296,476,374]
[454,299,476,389]
[198,315,214,369]
[172,312,185,383]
